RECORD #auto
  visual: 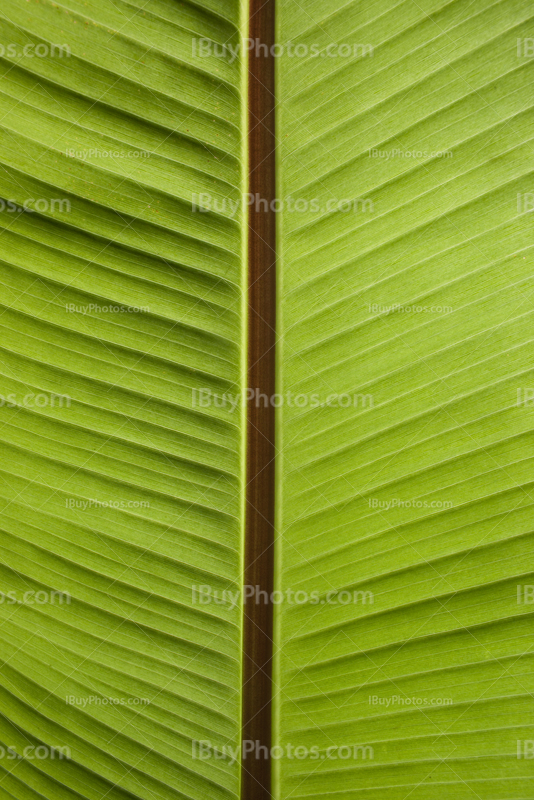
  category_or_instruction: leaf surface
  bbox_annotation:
[274,1,534,797]
[0,1,247,799]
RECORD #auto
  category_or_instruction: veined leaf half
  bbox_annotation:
[0,1,248,800]
[274,0,534,798]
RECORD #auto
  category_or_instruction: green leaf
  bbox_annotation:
[2,0,534,798]
[0,1,247,799]
[274,1,534,798]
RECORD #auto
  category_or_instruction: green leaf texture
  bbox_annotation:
[0,1,247,800]
[274,0,534,798]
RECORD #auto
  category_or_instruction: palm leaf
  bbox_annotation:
[274,0,534,798]
[2,0,534,798]
[0,1,247,799]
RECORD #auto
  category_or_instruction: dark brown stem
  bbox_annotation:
[242,0,277,797]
